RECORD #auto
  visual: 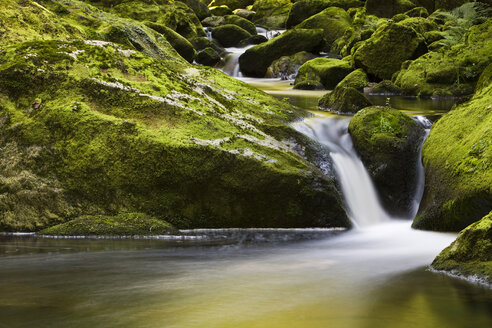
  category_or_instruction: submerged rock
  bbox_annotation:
[413,64,492,231]
[294,57,354,90]
[432,212,492,285]
[239,29,324,77]
[318,86,372,113]
[349,106,425,217]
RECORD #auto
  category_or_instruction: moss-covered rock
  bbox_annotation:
[209,5,234,16]
[252,0,293,29]
[413,66,492,231]
[285,0,364,28]
[145,22,197,63]
[371,80,402,95]
[196,46,221,66]
[294,57,354,89]
[39,213,176,236]
[238,34,268,46]
[318,86,372,113]
[234,9,256,20]
[395,18,492,97]
[0,37,351,232]
[266,51,317,79]
[432,212,492,285]
[354,21,427,80]
[178,0,211,20]
[212,24,252,47]
[405,6,430,17]
[335,68,369,91]
[349,107,425,216]
[239,29,324,77]
[365,0,416,18]
[223,15,258,34]
[209,0,254,11]
[297,7,353,51]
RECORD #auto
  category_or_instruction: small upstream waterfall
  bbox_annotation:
[293,116,391,227]
[221,45,253,77]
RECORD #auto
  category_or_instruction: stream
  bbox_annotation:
[1,51,491,327]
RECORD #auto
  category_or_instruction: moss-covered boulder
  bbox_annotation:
[432,212,492,285]
[266,51,317,79]
[395,18,492,97]
[294,57,354,89]
[297,7,353,51]
[239,29,324,77]
[405,6,429,17]
[335,68,369,91]
[212,24,252,47]
[371,80,402,95]
[354,21,427,80]
[238,34,268,46]
[285,0,364,28]
[196,46,221,66]
[0,38,350,232]
[178,0,211,20]
[145,23,197,63]
[413,65,492,231]
[349,107,425,216]
[252,0,293,29]
[209,0,254,11]
[365,0,416,18]
[39,213,176,236]
[234,9,256,20]
[223,15,258,35]
[209,5,234,16]
[318,86,372,113]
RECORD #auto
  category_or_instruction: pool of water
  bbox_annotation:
[0,224,491,328]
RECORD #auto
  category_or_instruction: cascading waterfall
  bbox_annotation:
[293,116,391,227]
[221,45,253,77]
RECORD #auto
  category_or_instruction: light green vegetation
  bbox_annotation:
[349,106,425,216]
[39,212,176,235]
[413,65,492,231]
[252,0,293,29]
[432,211,492,284]
[335,68,369,91]
[286,0,365,28]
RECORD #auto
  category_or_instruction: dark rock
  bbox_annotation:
[212,24,252,47]
[196,47,221,66]
[318,86,371,113]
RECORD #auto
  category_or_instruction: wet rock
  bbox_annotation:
[370,80,402,95]
[294,57,354,89]
[266,51,316,79]
[196,47,221,66]
[318,86,371,113]
[212,24,252,47]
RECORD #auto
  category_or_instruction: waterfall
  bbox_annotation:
[221,45,253,77]
[293,116,390,227]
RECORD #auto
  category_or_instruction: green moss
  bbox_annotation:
[209,5,233,16]
[335,68,369,91]
[318,86,371,113]
[354,21,427,80]
[251,0,293,29]
[223,15,257,35]
[349,106,425,215]
[371,80,402,95]
[145,22,196,63]
[211,24,252,47]
[413,74,492,231]
[297,7,352,51]
[266,51,316,79]
[365,0,416,18]
[196,46,221,66]
[286,0,365,28]
[294,57,354,89]
[395,18,492,97]
[238,28,325,77]
[38,213,176,236]
[432,211,492,284]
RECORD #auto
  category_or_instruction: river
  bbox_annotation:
[1,64,491,327]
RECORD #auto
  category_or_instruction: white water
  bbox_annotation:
[293,115,391,227]
[221,45,253,77]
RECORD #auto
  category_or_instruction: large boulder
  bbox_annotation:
[208,0,254,11]
[144,22,197,63]
[335,68,369,91]
[223,15,258,35]
[0,38,350,231]
[209,5,234,16]
[266,51,317,79]
[348,107,425,217]
[318,86,372,113]
[177,0,211,20]
[286,0,365,28]
[354,21,427,80]
[196,46,221,66]
[239,29,325,77]
[212,24,252,47]
[395,18,492,97]
[252,0,293,29]
[365,0,416,18]
[294,57,354,89]
[297,7,353,51]
[413,64,492,231]
[432,211,492,285]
